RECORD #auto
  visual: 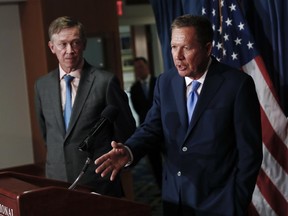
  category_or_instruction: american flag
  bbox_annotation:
[202,0,288,215]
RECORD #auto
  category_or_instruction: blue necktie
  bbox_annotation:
[187,80,201,123]
[63,75,74,130]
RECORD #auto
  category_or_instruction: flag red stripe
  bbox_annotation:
[202,2,288,216]
[260,107,288,173]
[256,169,288,216]
[247,202,260,216]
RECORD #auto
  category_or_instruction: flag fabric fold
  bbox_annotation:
[202,1,288,215]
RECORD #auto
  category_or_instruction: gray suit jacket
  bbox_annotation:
[34,61,136,197]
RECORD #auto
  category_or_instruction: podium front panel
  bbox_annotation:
[0,172,151,216]
[18,187,150,216]
[0,193,18,216]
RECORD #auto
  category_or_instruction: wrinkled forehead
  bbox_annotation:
[172,34,186,42]
[51,27,81,41]
[171,27,197,43]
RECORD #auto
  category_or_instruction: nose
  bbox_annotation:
[174,49,184,60]
[66,43,75,53]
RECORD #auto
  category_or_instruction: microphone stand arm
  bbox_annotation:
[68,156,92,190]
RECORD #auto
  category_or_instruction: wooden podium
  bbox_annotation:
[0,171,151,216]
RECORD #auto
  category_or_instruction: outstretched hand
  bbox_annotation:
[95,141,131,181]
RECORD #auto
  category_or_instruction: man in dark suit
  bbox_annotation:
[34,16,135,197]
[95,15,262,215]
[130,57,162,188]
[130,57,157,123]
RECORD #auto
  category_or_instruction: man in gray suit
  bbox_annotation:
[34,16,136,197]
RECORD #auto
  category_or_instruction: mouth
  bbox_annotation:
[176,62,187,71]
[65,57,76,62]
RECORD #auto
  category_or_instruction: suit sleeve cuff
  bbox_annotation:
[124,145,134,167]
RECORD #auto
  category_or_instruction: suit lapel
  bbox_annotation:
[172,72,189,130]
[185,60,224,140]
[49,70,66,135]
[149,76,156,98]
[65,64,95,136]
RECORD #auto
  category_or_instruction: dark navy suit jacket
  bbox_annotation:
[126,58,262,215]
[130,76,157,123]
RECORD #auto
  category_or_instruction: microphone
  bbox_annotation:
[78,105,118,153]
[69,105,118,190]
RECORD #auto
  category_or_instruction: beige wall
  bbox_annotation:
[0,3,33,168]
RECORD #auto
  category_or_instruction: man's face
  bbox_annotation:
[48,27,85,73]
[134,60,150,80]
[171,27,211,79]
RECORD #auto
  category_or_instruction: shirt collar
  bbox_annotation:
[185,57,212,87]
[59,60,84,80]
[140,74,151,84]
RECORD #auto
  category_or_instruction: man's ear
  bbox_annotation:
[48,41,56,54]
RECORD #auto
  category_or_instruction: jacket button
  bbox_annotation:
[182,147,187,152]
[177,171,181,176]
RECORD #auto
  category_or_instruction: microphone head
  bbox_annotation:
[101,105,118,123]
